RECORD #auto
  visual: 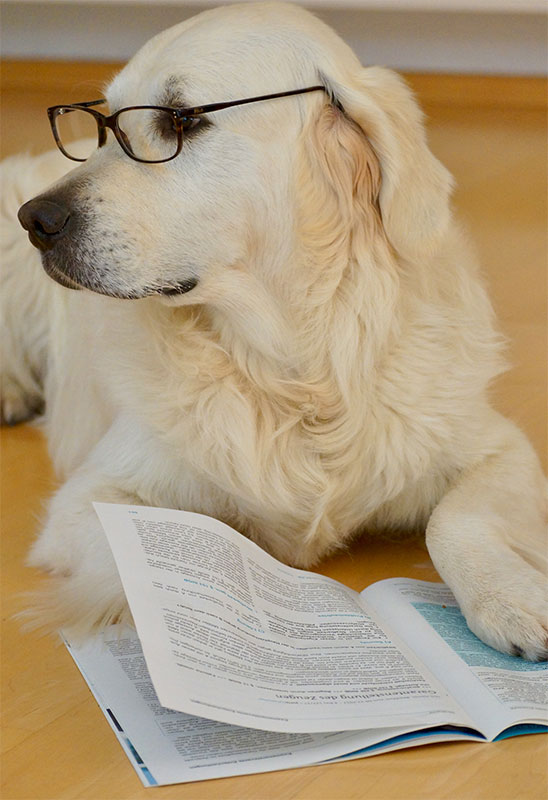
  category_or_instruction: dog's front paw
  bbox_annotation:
[27,512,77,577]
[21,569,133,640]
[25,472,142,637]
[1,373,44,425]
[26,501,132,634]
[462,568,548,662]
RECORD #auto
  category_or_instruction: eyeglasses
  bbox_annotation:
[47,86,325,164]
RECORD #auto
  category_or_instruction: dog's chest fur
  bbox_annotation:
[89,299,469,566]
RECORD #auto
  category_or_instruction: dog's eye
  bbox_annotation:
[180,116,201,133]
[154,113,201,141]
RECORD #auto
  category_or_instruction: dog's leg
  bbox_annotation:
[26,467,139,636]
[426,410,547,661]
[1,191,49,424]
[0,151,71,425]
[26,417,151,634]
[25,414,199,636]
[27,430,146,637]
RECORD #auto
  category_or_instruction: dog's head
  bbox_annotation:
[18,2,452,309]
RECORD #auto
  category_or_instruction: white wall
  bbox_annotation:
[1,1,546,75]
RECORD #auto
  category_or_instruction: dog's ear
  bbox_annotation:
[318,66,454,260]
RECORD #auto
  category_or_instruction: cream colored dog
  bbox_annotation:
[2,2,547,658]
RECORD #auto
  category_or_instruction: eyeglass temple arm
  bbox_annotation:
[51,88,324,117]
[183,85,325,116]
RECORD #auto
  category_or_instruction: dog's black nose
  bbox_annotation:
[18,199,71,251]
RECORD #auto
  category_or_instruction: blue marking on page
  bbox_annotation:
[106,707,158,786]
[412,603,548,672]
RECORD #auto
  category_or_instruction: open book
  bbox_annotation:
[64,503,547,787]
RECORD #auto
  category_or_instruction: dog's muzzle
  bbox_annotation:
[18,198,71,252]
[17,195,198,298]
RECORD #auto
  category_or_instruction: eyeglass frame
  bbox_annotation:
[47,85,326,164]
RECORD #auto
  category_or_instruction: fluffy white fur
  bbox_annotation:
[2,2,547,657]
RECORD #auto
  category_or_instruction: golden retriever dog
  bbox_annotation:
[2,2,546,658]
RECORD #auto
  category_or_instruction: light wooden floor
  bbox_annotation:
[1,64,547,800]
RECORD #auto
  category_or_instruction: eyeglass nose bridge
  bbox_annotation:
[96,115,109,148]
[98,111,136,158]
[94,111,128,152]
[91,111,133,158]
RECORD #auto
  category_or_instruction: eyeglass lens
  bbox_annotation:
[116,109,180,162]
[54,106,181,163]
[54,107,100,160]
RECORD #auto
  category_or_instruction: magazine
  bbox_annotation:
[62,502,547,787]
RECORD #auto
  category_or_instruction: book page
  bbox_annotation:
[65,627,422,786]
[94,503,465,733]
[362,579,548,740]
